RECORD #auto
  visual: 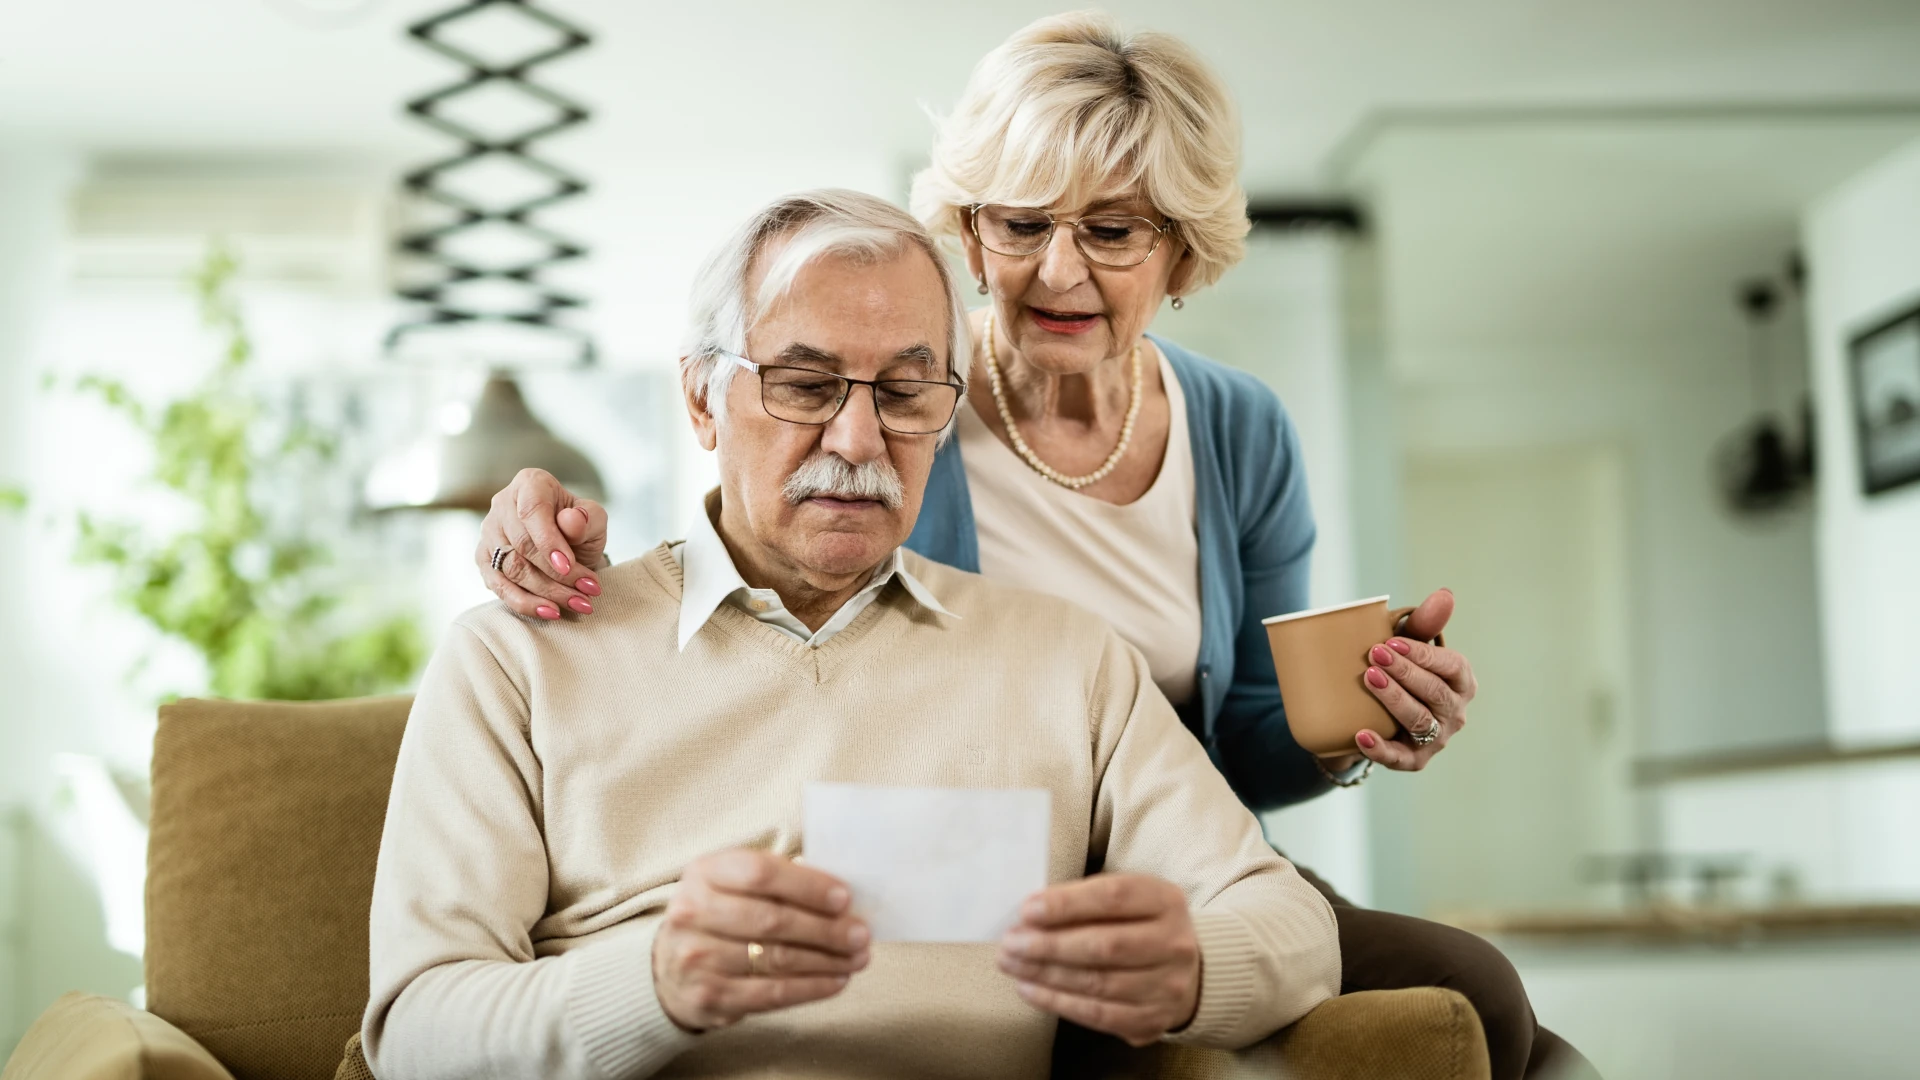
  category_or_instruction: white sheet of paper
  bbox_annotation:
[802,783,1050,943]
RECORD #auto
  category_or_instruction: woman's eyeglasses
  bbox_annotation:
[719,352,962,435]
[968,203,1174,268]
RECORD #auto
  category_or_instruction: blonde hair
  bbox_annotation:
[910,11,1249,291]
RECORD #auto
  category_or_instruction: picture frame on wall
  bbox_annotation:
[1850,299,1920,496]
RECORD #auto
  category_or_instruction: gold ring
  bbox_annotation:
[746,941,767,977]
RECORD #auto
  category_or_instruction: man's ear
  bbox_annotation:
[681,361,720,451]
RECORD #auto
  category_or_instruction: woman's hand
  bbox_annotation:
[652,849,871,1032]
[1355,588,1478,771]
[474,468,611,620]
[997,874,1200,1047]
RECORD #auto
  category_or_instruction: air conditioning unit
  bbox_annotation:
[67,164,392,287]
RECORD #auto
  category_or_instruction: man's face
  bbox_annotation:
[688,242,952,587]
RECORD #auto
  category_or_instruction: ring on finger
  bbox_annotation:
[746,940,767,977]
[490,546,509,573]
[1409,717,1442,747]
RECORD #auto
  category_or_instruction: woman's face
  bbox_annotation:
[960,190,1196,376]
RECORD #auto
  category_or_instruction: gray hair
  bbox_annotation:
[681,189,972,440]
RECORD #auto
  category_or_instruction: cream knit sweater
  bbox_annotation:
[363,543,1340,1080]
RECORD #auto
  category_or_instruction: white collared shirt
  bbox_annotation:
[673,497,958,651]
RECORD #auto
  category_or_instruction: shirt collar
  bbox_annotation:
[675,490,958,651]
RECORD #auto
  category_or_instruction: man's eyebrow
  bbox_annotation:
[773,342,842,369]
[892,344,938,368]
[774,342,939,373]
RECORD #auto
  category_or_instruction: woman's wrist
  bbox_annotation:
[1315,755,1372,788]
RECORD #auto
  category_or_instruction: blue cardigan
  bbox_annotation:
[906,335,1329,811]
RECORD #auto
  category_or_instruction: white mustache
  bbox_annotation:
[782,451,906,510]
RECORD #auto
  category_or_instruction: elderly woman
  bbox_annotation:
[472,13,1589,1080]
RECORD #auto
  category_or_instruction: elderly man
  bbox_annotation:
[362,190,1339,1080]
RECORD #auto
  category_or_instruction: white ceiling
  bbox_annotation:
[6,0,1920,189]
[10,0,1920,373]
[1352,117,1920,372]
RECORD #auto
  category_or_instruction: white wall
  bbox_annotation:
[1172,231,1360,608]
[1394,354,1827,762]
[0,149,144,1052]
[1391,446,1638,916]
[1343,123,1856,915]
[1803,136,1920,747]
[0,151,82,829]
[1655,136,1920,914]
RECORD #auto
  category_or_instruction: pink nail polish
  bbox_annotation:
[577,578,601,597]
[1387,639,1412,655]
[549,551,570,574]
[1358,730,1377,749]
[568,596,593,614]
[1365,666,1391,689]
[536,605,560,620]
[1371,644,1395,666]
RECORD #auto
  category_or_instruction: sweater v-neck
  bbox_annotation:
[641,542,905,686]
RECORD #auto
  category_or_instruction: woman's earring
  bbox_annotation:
[1171,296,1185,310]
[977,279,989,295]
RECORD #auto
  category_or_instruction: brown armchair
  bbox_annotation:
[2,697,1488,1080]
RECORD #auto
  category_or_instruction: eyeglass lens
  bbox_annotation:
[759,366,959,434]
[974,204,1162,266]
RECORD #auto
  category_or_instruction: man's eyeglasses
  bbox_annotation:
[719,352,962,435]
[968,203,1175,268]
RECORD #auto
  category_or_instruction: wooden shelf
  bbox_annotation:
[1632,737,1920,786]
[1444,903,1920,944]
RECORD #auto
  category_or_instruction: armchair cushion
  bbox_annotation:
[332,1036,371,1080]
[144,695,412,1080]
[1,992,235,1080]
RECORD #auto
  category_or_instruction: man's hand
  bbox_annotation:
[474,468,611,621]
[997,874,1200,1047]
[652,849,871,1032]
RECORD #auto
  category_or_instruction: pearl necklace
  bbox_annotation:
[981,311,1142,490]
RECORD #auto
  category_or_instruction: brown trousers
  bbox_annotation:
[1292,862,1600,1080]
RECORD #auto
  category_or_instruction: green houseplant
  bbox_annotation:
[65,246,424,701]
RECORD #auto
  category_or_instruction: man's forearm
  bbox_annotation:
[1159,868,1344,1045]
[1170,871,1341,1050]
[366,929,696,1080]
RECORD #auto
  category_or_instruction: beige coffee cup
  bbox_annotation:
[1263,596,1442,758]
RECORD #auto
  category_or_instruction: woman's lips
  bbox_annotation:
[1030,307,1101,335]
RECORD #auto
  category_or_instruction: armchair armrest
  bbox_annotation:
[2,992,236,1080]
[1235,987,1491,1080]
[1056,987,1491,1080]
